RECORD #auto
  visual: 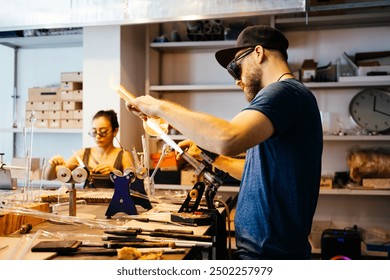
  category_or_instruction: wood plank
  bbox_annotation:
[0,203,50,236]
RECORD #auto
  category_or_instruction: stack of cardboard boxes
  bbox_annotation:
[25,72,83,129]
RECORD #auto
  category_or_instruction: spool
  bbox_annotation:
[56,166,72,183]
[136,167,148,180]
[110,169,123,182]
[189,189,198,199]
[124,168,136,183]
[71,167,88,183]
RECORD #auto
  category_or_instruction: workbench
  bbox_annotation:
[0,186,237,260]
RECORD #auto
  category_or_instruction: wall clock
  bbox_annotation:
[349,88,390,133]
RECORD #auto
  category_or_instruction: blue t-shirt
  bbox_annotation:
[234,78,323,259]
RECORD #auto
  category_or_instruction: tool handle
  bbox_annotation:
[133,217,150,223]
[149,232,211,242]
[103,229,139,236]
[107,241,175,249]
[154,229,194,235]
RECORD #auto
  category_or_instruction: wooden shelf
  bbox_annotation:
[150,40,234,50]
[150,80,390,92]
[276,11,390,31]
[150,84,237,92]
[323,135,390,141]
[320,188,390,196]
[305,81,390,88]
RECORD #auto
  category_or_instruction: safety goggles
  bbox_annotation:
[226,48,255,80]
[88,128,111,138]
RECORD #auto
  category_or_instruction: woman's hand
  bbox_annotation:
[92,163,115,175]
[48,155,66,167]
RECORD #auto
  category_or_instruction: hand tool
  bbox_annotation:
[59,247,186,256]
[105,228,194,236]
[81,241,176,249]
[147,231,212,242]
[126,216,187,227]
[101,235,145,242]
[104,227,208,242]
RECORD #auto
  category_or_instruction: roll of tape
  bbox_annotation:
[136,167,148,180]
[110,169,123,182]
[124,167,136,183]
[72,167,88,183]
[56,166,72,183]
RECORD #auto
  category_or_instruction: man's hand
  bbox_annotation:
[176,139,203,161]
[126,102,147,120]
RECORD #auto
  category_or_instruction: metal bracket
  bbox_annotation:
[105,172,137,218]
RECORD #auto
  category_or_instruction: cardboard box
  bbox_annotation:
[10,157,41,181]
[181,168,199,186]
[63,101,82,110]
[28,87,60,101]
[320,178,333,189]
[26,101,62,111]
[357,65,390,76]
[48,110,61,120]
[61,119,83,129]
[49,119,61,128]
[362,178,390,189]
[60,81,82,91]
[61,71,83,82]
[300,59,318,82]
[150,151,178,171]
[72,90,83,101]
[25,110,50,120]
[61,110,74,119]
[60,90,83,101]
[73,119,83,129]
[60,90,74,100]
[309,220,332,250]
[25,119,48,128]
[73,109,83,119]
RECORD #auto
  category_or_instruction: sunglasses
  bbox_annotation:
[227,48,255,80]
[88,128,111,138]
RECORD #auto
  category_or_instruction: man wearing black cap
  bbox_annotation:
[127,25,323,259]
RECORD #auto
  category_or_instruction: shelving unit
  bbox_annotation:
[147,36,390,156]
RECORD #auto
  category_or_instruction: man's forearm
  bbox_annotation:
[213,155,245,181]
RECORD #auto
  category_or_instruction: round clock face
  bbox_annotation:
[349,88,390,133]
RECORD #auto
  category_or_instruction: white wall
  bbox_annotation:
[82,25,122,148]
[0,45,15,163]
[14,46,83,161]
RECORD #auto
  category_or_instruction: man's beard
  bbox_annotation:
[243,70,262,102]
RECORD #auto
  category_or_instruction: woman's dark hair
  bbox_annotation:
[93,110,119,130]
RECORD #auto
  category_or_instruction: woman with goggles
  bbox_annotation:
[44,110,135,188]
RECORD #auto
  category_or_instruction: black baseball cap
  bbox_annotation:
[215,25,289,68]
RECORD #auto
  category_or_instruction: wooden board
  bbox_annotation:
[0,203,50,236]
